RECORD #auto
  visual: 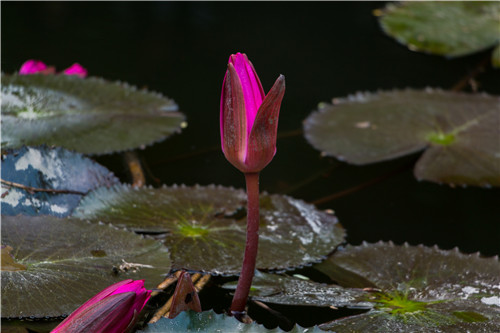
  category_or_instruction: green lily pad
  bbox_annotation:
[1,215,171,319]
[1,146,119,217]
[316,242,500,332]
[73,184,345,275]
[139,310,323,332]
[376,1,500,64]
[223,272,371,309]
[303,89,500,187]
[1,74,186,154]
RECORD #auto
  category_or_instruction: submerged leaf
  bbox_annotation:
[73,184,345,275]
[377,2,500,62]
[1,74,186,154]
[139,310,323,332]
[223,272,371,309]
[1,146,119,217]
[316,242,500,332]
[303,89,500,187]
[1,215,171,319]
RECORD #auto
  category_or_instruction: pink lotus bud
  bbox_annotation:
[220,53,285,173]
[19,59,48,74]
[63,63,88,78]
[51,279,151,333]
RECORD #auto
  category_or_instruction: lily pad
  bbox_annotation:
[316,242,500,332]
[73,184,345,275]
[1,146,119,217]
[223,272,371,309]
[376,2,500,64]
[139,310,323,332]
[1,74,186,154]
[1,215,171,319]
[303,89,500,187]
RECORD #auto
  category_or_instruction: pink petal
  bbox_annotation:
[63,63,88,78]
[19,60,47,74]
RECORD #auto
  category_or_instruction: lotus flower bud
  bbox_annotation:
[51,279,151,333]
[220,53,285,173]
[19,59,48,74]
[63,63,88,78]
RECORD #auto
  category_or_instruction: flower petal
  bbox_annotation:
[246,75,286,172]
[63,63,88,78]
[19,60,47,74]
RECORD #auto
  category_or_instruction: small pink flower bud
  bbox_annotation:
[19,59,48,74]
[63,63,88,78]
[51,279,151,333]
[220,53,285,173]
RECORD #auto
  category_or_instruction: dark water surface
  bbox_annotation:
[2,2,499,255]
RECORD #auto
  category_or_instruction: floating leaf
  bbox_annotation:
[223,272,371,309]
[377,1,500,65]
[303,89,500,187]
[73,184,345,275]
[1,146,119,217]
[1,215,171,319]
[139,310,323,332]
[316,242,500,332]
[1,74,186,154]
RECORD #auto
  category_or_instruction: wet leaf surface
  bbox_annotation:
[1,215,171,319]
[139,310,323,332]
[303,89,500,187]
[1,146,119,217]
[1,74,186,154]
[73,184,345,275]
[223,272,371,309]
[377,2,500,62]
[316,242,500,332]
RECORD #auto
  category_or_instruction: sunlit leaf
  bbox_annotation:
[377,1,500,63]
[223,272,371,309]
[139,310,323,332]
[1,74,186,154]
[73,184,345,275]
[303,89,500,187]
[1,146,119,217]
[316,242,500,332]
[1,215,171,318]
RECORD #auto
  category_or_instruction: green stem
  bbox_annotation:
[230,172,260,314]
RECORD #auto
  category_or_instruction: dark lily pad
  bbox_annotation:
[1,74,186,154]
[73,184,345,275]
[376,2,500,64]
[1,146,119,217]
[1,215,171,319]
[316,242,500,332]
[223,272,371,309]
[139,310,323,332]
[303,89,500,187]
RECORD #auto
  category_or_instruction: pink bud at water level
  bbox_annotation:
[51,279,151,333]
[19,59,48,74]
[220,53,285,173]
[63,63,88,78]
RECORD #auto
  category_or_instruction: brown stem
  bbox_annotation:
[124,151,146,187]
[0,179,85,195]
[231,172,260,314]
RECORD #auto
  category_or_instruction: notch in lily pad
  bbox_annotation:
[1,73,186,154]
[303,88,500,187]
[73,184,345,275]
[315,242,500,332]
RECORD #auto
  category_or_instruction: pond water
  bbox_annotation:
[3,1,499,257]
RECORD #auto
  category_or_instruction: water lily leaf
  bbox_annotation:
[316,242,500,332]
[1,215,171,319]
[1,146,119,217]
[376,1,500,64]
[139,310,323,332]
[223,272,371,309]
[493,45,500,68]
[303,89,500,187]
[1,74,186,154]
[73,184,345,275]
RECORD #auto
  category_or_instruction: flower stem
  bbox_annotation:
[230,172,260,314]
